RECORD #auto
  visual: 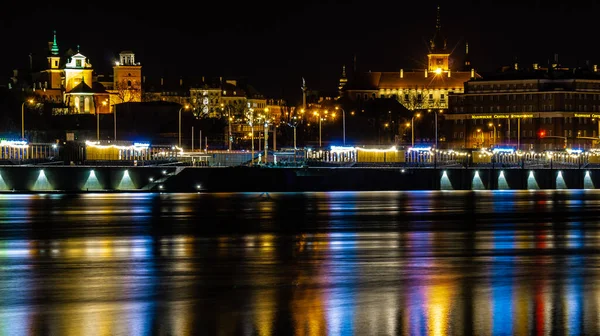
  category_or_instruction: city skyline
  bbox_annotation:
[3,1,600,102]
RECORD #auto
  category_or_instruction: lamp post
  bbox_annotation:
[428,108,441,148]
[517,118,521,150]
[98,100,107,141]
[488,122,497,147]
[264,108,269,153]
[246,107,256,165]
[436,109,442,149]
[179,104,190,148]
[21,99,34,140]
[264,120,269,163]
[411,113,421,147]
[335,106,346,145]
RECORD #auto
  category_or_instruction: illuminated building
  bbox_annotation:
[106,51,143,105]
[341,6,479,112]
[29,31,116,114]
[446,58,600,150]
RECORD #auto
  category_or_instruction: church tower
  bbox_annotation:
[63,44,93,92]
[464,42,471,68]
[427,5,450,74]
[338,65,347,97]
[113,51,142,103]
[46,30,62,89]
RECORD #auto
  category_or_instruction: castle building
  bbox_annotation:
[341,6,478,112]
[446,59,600,150]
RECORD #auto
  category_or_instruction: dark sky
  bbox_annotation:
[2,1,600,103]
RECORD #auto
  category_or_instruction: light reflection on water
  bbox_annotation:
[0,190,599,334]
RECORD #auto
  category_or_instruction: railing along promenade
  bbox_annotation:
[305,146,598,170]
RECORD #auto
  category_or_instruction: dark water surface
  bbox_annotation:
[1,190,599,335]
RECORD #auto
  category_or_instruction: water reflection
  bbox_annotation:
[0,191,599,334]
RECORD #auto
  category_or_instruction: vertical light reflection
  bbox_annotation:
[291,233,326,336]
[426,282,452,336]
[565,222,584,336]
[160,235,194,335]
[533,228,552,336]
[514,230,532,335]
[252,233,276,336]
[491,229,515,335]
[405,231,432,335]
[0,240,33,336]
[43,236,156,335]
[325,232,356,335]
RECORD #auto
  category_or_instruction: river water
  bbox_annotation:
[0,190,599,335]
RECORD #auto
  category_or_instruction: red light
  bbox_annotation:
[539,130,546,138]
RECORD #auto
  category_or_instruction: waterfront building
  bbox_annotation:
[341,6,478,112]
[446,59,600,150]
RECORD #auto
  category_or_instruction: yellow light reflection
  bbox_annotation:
[427,283,453,336]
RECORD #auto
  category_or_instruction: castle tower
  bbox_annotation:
[113,51,142,103]
[427,5,450,74]
[46,30,62,89]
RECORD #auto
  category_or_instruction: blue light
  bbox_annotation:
[408,146,432,152]
[492,147,515,154]
[491,229,515,336]
[330,145,355,152]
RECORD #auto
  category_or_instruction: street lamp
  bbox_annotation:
[335,106,346,145]
[263,108,270,162]
[98,100,107,141]
[287,115,298,149]
[246,108,256,165]
[476,128,483,147]
[488,122,497,147]
[21,98,34,140]
[179,104,190,148]
[411,113,421,147]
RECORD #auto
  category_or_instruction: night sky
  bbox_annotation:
[2,1,599,103]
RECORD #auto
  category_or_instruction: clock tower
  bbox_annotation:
[427,5,450,74]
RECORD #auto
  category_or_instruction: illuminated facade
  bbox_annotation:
[186,78,268,118]
[342,6,478,111]
[107,51,143,105]
[446,61,600,150]
[29,31,130,114]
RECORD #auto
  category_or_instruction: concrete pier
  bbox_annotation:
[0,166,597,192]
